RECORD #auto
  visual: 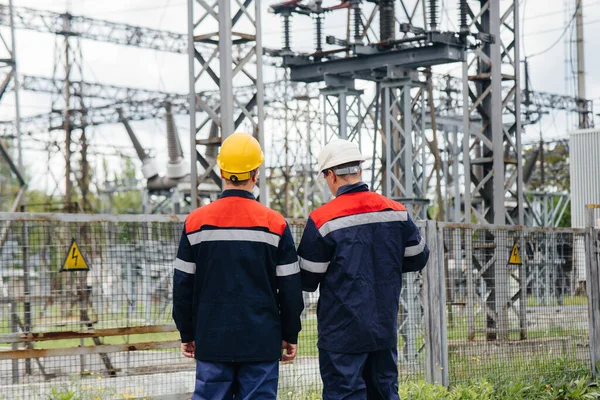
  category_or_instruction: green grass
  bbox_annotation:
[297,322,318,357]
[396,375,600,400]
[43,368,600,400]
[526,295,588,307]
[449,353,588,386]
[446,313,587,341]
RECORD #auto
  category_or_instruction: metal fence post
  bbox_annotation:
[465,229,475,341]
[423,220,448,386]
[585,205,600,376]
[518,233,527,340]
[20,211,32,375]
[495,231,509,340]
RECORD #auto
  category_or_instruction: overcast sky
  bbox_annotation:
[0,0,598,194]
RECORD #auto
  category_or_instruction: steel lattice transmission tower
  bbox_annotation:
[461,0,524,226]
[187,0,266,208]
[0,0,25,211]
[460,0,525,342]
[49,12,91,211]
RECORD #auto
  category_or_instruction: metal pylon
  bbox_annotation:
[321,85,364,144]
[0,0,25,213]
[264,68,324,217]
[462,0,523,225]
[460,0,523,342]
[49,12,90,212]
[318,82,364,201]
[382,79,428,219]
[187,0,265,207]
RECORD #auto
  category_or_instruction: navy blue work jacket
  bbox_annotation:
[297,182,429,353]
[172,190,304,362]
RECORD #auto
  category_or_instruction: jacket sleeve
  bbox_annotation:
[276,223,304,344]
[297,217,333,292]
[403,214,429,273]
[172,222,196,343]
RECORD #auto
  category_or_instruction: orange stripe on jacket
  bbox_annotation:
[310,191,407,229]
[185,196,287,236]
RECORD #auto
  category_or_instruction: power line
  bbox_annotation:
[526,18,600,38]
[526,2,579,58]
[91,1,186,16]
[525,0,599,21]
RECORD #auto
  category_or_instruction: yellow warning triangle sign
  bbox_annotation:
[508,243,522,265]
[61,239,90,271]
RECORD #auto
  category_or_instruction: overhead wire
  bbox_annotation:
[526,2,580,59]
[91,1,186,16]
[529,18,600,37]
[522,1,594,134]
[526,0,600,21]
[441,0,457,31]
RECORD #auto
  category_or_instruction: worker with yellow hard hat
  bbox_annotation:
[172,132,304,399]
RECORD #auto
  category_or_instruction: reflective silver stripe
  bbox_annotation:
[299,257,329,274]
[319,210,408,237]
[276,261,300,277]
[405,237,426,257]
[174,258,196,274]
[187,229,281,247]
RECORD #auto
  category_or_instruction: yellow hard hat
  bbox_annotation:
[217,132,264,181]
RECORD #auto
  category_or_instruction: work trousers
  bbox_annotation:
[193,359,279,400]
[319,347,400,400]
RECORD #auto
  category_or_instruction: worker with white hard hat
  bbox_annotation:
[172,132,304,399]
[297,138,429,400]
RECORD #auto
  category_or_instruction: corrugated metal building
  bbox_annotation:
[569,128,600,283]
[569,128,600,228]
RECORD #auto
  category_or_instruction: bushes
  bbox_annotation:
[45,377,600,400]
[398,380,495,400]
[280,372,600,400]
[396,377,600,400]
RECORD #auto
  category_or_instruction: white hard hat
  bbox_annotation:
[317,139,367,176]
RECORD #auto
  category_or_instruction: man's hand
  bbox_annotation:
[181,341,196,358]
[281,340,297,362]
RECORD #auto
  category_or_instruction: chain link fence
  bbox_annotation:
[0,214,427,399]
[441,223,590,385]
[0,213,187,399]
[0,212,599,398]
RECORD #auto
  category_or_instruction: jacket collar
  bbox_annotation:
[336,182,369,197]
[219,189,256,200]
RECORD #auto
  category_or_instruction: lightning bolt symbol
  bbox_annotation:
[72,247,78,266]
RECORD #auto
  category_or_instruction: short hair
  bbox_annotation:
[323,161,361,177]
[224,169,257,186]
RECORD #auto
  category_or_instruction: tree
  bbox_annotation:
[525,140,569,192]
[103,157,142,214]
[523,140,571,227]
